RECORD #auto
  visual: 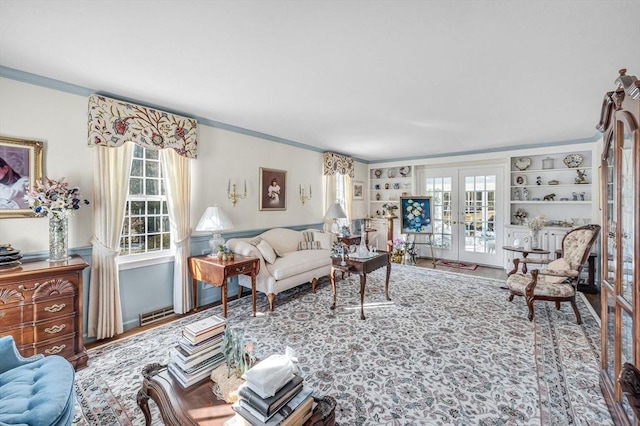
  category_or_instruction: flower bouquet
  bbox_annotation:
[382,203,398,217]
[25,177,89,219]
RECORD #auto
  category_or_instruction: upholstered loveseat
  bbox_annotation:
[226,228,334,311]
[0,336,75,426]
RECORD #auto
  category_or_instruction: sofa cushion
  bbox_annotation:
[257,239,277,264]
[0,355,75,426]
[298,241,321,250]
[313,232,333,250]
[267,250,331,281]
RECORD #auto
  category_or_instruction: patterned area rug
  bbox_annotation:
[73,265,611,425]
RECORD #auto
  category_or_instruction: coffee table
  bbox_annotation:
[329,251,391,320]
[137,363,336,426]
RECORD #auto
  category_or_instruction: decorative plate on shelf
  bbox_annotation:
[563,153,583,168]
[387,168,396,178]
[514,157,531,171]
[399,166,410,176]
[374,169,382,178]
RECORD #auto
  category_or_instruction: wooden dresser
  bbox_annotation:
[0,255,89,370]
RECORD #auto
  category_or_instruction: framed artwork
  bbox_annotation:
[0,136,43,218]
[353,181,364,200]
[259,167,287,211]
[399,196,433,234]
[514,174,527,186]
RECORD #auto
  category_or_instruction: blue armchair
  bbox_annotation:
[0,336,75,426]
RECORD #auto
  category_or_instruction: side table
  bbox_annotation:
[338,235,361,246]
[188,255,259,317]
[502,246,550,274]
[137,363,337,426]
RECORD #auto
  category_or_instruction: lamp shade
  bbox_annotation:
[195,205,234,232]
[324,202,347,220]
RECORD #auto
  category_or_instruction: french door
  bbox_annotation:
[416,166,503,266]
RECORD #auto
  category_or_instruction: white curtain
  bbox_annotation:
[323,175,337,232]
[160,149,192,314]
[87,143,133,339]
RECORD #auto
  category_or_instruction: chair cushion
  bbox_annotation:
[543,258,572,284]
[507,273,576,298]
[0,355,75,426]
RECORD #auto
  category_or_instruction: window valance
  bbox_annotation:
[323,152,354,178]
[87,94,198,158]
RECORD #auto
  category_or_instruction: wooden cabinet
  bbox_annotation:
[0,255,89,369]
[598,69,640,426]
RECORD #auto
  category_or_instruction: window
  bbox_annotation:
[120,145,171,256]
[335,174,348,228]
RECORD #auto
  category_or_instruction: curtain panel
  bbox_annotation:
[323,152,355,178]
[87,94,198,158]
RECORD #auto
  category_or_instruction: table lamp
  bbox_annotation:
[195,204,234,256]
[324,202,347,234]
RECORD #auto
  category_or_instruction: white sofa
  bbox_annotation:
[226,228,334,311]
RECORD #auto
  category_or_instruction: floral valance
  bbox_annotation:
[323,152,354,178]
[87,94,198,158]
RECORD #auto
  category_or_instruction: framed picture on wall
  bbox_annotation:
[353,181,364,200]
[0,136,43,218]
[259,167,287,211]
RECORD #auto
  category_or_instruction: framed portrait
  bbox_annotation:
[353,181,364,200]
[259,167,287,211]
[399,196,433,234]
[513,174,527,186]
[0,136,43,218]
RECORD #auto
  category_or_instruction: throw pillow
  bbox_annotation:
[256,239,277,264]
[249,236,262,246]
[298,241,321,250]
[313,232,333,250]
[302,231,315,243]
[543,257,572,284]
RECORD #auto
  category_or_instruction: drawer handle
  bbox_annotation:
[18,282,41,291]
[44,303,66,313]
[45,344,66,355]
[235,267,246,273]
[45,324,66,334]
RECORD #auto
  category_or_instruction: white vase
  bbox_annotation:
[530,230,540,250]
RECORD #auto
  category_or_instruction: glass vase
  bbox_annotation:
[530,229,540,250]
[49,216,69,261]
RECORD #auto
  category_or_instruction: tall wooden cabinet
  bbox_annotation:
[598,69,640,426]
[0,255,89,370]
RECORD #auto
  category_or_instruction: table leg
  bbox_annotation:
[384,261,391,301]
[251,272,257,317]
[136,388,152,426]
[330,267,337,310]
[222,279,228,318]
[521,253,529,274]
[192,277,198,312]
[359,274,366,320]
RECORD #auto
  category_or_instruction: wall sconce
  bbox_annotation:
[228,179,247,207]
[299,184,312,205]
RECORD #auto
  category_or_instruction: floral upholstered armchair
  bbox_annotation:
[506,224,600,324]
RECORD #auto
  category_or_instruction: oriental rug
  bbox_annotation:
[73,264,611,425]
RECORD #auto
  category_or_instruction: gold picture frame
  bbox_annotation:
[0,136,43,218]
[259,167,287,211]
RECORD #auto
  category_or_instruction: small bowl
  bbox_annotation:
[532,197,541,201]
[548,180,559,185]
[560,197,569,201]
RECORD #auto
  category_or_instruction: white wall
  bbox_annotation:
[0,77,369,250]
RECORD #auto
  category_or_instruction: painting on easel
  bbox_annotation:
[399,196,432,234]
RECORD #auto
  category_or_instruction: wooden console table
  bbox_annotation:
[137,363,337,426]
[330,251,391,320]
[188,255,259,317]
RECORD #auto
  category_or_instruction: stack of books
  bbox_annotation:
[228,374,314,426]
[167,315,226,388]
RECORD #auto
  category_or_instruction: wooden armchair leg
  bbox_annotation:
[526,296,535,322]
[570,298,582,324]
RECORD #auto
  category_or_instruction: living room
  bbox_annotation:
[1,1,639,425]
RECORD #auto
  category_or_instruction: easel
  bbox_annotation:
[404,233,437,267]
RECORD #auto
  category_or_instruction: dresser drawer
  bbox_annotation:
[33,296,75,321]
[0,304,34,331]
[34,315,75,341]
[20,333,77,359]
[0,325,35,347]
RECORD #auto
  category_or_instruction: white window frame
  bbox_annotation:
[117,145,174,270]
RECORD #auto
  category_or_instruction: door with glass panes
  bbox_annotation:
[416,166,503,266]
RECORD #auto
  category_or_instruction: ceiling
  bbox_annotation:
[1,1,639,162]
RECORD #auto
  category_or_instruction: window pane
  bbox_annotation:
[148,201,161,215]
[145,149,159,160]
[147,179,159,196]
[131,201,145,215]
[131,159,143,177]
[133,144,144,158]
[130,178,143,195]
[162,216,170,232]
[147,216,160,233]
[145,161,159,178]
